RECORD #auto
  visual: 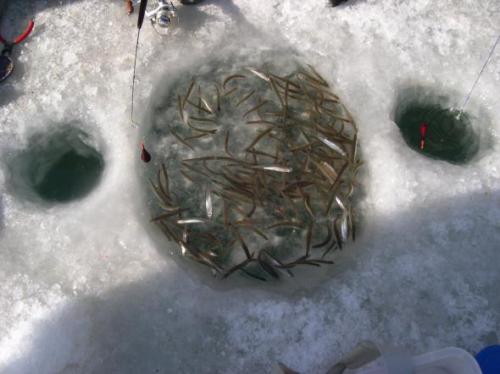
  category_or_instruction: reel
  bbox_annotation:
[132,0,178,35]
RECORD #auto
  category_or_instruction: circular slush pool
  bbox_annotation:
[141,50,362,283]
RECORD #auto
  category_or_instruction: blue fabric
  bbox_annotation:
[476,345,500,373]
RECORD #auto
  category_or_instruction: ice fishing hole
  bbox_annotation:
[394,100,479,164]
[8,126,104,203]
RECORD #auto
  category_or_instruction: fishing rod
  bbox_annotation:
[131,0,154,163]
[458,34,500,118]
[130,0,179,162]
[130,0,148,127]
[130,0,178,126]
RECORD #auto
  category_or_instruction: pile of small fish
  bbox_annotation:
[149,64,361,281]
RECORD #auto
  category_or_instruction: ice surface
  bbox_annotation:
[0,0,499,373]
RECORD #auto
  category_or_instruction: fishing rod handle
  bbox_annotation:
[138,0,149,29]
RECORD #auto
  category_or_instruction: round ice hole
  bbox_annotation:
[395,102,479,164]
[9,126,104,203]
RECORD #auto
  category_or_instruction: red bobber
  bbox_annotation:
[140,141,151,163]
[419,122,428,150]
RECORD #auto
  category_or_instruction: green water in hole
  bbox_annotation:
[31,148,104,202]
[9,127,105,204]
[396,103,479,164]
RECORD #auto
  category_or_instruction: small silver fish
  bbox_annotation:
[176,219,207,224]
[215,84,221,111]
[236,90,255,107]
[316,161,337,184]
[339,214,349,242]
[318,136,347,157]
[243,100,268,118]
[335,196,347,212]
[179,241,188,256]
[200,97,214,114]
[246,67,270,82]
[183,80,195,108]
[251,165,292,173]
[223,74,246,89]
[206,189,213,218]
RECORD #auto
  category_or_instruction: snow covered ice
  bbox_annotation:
[0,1,499,373]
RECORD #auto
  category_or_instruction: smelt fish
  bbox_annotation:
[246,67,270,82]
[339,214,349,242]
[243,99,268,118]
[223,74,246,89]
[179,241,188,256]
[206,189,213,218]
[200,97,214,114]
[185,98,212,114]
[183,80,195,108]
[251,165,292,173]
[177,219,207,224]
[317,136,347,157]
[335,195,347,212]
[215,84,221,111]
[236,89,255,107]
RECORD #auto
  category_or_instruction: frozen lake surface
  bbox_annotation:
[0,1,499,373]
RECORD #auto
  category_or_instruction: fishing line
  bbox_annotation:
[130,0,148,127]
[458,34,500,116]
[130,30,141,127]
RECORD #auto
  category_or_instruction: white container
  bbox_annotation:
[347,347,481,374]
